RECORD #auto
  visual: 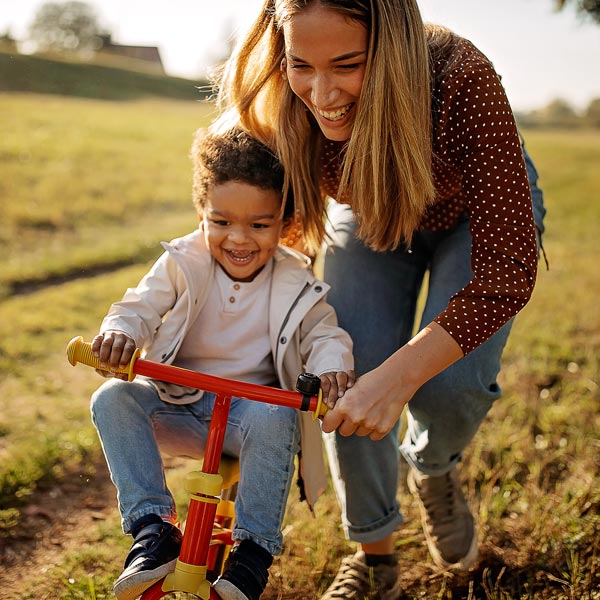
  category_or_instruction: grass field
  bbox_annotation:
[0,51,210,101]
[0,87,598,599]
[0,92,216,297]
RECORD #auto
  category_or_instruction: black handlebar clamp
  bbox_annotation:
[295,372,321,411]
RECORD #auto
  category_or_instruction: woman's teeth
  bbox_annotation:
[317,103,353,121]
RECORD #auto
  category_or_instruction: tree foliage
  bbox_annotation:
[584,98,600,127]
[555,0,600,23]
[27,1,105,53]
[516,97,600,128]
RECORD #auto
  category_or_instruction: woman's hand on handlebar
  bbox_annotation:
[320,364,413,441]
[91,331,138,380]
[320,323,464,440]
[319,370,356,410]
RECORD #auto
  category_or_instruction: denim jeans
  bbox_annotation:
[322,150,545,543]
[91,377,300,555]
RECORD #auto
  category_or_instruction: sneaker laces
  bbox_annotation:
[417,471,456,525]
[409,468,478,569]
[324,553,374,598]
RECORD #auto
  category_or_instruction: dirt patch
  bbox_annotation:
[0,458,118,599]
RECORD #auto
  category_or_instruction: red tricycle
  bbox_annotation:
[66,336,326,600]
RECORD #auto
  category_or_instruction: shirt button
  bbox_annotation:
[233,284,240,290]
[280,336,287,344]
[229,296,235,303]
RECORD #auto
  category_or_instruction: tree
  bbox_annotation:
[27,1,104,53]
[584,98,600,127]
[555,0,600,23]
[531,98,580,128]
[0,29,18,52]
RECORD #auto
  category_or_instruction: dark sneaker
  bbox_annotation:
[407,467,478,569]
[213,540,272,600]
[320,551,400,600]
[113,516,182,600]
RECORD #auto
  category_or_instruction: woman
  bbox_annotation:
[215,1,544,598]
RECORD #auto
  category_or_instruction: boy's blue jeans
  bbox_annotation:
[322,153,544,544]
[91,378,300,555]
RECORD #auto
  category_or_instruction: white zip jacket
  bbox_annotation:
[100,228,354,509]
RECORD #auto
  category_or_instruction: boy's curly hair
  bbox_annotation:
[191,127,294,222]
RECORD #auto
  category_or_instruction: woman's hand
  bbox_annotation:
[321,322,464,441]
[321,364,414,441]
[319,370,356,409]
[91,331,138,381]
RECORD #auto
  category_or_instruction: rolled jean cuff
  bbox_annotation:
[232,528,281,556]
[345,510,404,544]
[124,505,177,534]
[398,442,462,478]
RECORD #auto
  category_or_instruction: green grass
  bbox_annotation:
[0,93,216,297]
[0,50,211,101]
[0,91,598,599]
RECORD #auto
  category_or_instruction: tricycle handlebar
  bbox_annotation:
[66,336,327,418]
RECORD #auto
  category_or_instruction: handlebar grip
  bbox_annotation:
[314,389,328,420]
[66,336,140,382]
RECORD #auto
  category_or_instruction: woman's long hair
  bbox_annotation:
[216,0,441,253]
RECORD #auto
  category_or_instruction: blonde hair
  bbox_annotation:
[216,0,438,253]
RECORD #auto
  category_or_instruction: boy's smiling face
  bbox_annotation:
[201,181,283,282]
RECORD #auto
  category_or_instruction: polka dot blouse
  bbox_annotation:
[320,38,538,355]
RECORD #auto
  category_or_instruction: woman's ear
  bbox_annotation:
[280,57,287,80]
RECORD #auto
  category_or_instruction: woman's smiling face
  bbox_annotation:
[283,3,368,142]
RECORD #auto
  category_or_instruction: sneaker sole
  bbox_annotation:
[113,557,178,600]
[432,525,479,571]
[213,578,249,600]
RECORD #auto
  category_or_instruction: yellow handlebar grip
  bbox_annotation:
[66,336,140,382]
[312,389,328,420]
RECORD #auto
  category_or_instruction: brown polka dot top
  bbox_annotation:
[320,38,538,355]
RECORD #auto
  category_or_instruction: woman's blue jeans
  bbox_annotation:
[91,378,300,555]
[322,150,544,543]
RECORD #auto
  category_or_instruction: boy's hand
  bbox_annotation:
[319,370,356,410]
[91,332,137,380]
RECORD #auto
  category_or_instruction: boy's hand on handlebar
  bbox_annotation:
[319,370,356,410]
[91,332,137,380]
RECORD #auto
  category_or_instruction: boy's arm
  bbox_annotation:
[100,251,179,348]
[298,291,355,409]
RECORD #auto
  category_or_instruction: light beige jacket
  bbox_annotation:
[100,228,353,509]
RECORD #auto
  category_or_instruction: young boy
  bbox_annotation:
[89,127,355,600]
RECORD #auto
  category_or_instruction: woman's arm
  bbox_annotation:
[321,321,462,440]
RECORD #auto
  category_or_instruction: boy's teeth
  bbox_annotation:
[228,250,253,261]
